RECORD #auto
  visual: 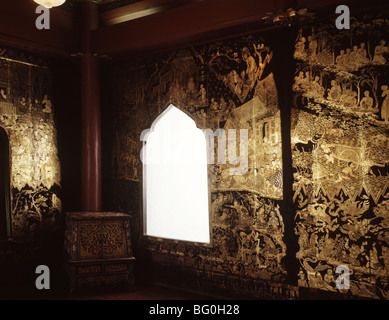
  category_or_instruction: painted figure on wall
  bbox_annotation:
[0,51,61,239]
[292,19,389,299]
[372,40,388,65]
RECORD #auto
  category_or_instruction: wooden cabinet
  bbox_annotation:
[64,212,135,295]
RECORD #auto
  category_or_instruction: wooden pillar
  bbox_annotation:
[269,26,299,286]
[80,0,101,212]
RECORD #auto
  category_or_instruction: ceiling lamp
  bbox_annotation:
[33,0,66,9]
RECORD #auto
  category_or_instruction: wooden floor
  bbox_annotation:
[72,284,214,300]
[0,283,215,300]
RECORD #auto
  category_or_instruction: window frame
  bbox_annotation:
[0,126,12,239]
[139,104,213,247]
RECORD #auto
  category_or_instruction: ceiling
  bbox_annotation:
[0,0,388,59]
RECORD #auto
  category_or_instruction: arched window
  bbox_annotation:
[141,105,210,243]
[0,127,11,239]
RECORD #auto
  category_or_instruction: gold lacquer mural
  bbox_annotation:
[292,19,389,299]
[110,35,287,295]
[109,17,389,299]
[0,49,61,239]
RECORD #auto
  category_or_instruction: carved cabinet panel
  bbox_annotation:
[76,220,128,260]
[64,212,135,295]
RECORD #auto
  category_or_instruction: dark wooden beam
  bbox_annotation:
[92,0,276,58]
[100,0,189,26]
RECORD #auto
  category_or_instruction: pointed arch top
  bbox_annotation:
[141,103,207,166]
[141,103,210,243]
[141,104,200,143]
[153,104,197,130]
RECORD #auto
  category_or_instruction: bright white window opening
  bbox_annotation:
[141,105,210,243]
